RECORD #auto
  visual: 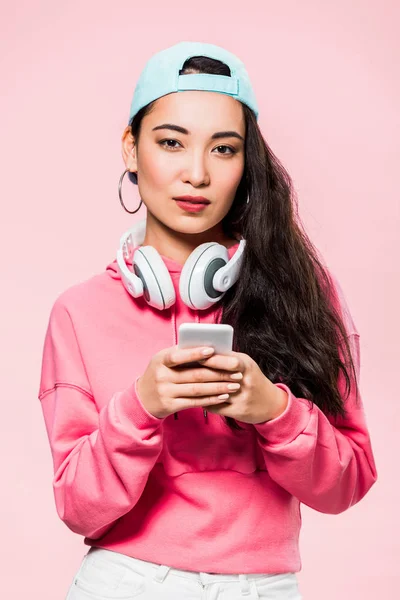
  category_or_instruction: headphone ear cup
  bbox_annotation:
[180,243,229,310]
[133,246,176,310]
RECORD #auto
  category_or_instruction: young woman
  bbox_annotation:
[38,41,378,600]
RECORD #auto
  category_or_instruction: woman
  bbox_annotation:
[38,41,378,599]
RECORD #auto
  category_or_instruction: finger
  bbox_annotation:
[169,381,241,399]
[163,346,215,368]
[174,394,233,410]
[169,366,240,384]
[196,354,243,373]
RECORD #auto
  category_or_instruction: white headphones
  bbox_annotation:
[116,219,246,311]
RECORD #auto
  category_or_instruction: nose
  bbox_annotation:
[182,150,210,187]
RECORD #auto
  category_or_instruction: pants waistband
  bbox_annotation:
[152,564,268,596]
[152,563,273,585]
[87,547,289,595]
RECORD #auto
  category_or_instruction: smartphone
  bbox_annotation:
[177,323,233,367]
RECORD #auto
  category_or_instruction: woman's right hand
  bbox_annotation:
[136,345,243,419]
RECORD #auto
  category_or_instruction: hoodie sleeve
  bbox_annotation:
[253,272,378,514]
[38,295,165,540]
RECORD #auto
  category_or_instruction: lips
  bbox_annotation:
[173,197,210,204]
[174,199,209,213]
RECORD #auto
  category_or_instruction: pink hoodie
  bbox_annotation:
[37,240,377,574]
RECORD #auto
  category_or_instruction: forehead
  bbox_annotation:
[145,90,245,135]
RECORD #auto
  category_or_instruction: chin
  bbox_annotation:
[173,221,211,235]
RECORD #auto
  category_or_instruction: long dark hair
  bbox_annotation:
[129,55,359,431]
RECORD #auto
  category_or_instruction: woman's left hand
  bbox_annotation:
[199,351,289,425]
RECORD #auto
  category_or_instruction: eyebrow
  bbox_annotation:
[152,123,244,142]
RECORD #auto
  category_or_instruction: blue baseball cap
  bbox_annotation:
[128,40,259,123]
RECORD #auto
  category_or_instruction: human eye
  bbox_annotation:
[213,145,237,156]
[158,139,182,150]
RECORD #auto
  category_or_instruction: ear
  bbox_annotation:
[121,126,137,172]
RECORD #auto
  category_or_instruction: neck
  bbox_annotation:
[141,212,239,266]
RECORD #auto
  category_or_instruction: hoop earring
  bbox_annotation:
[118,168,143,214]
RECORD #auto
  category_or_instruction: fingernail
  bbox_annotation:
[230,372,243,380]
[227,383,241,390]
[202,348,214,356]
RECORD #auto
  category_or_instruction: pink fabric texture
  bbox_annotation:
[37,242,377,574]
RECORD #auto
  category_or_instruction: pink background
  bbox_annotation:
[1,1,398,598]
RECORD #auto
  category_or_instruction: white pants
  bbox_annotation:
[66,547,303,599]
